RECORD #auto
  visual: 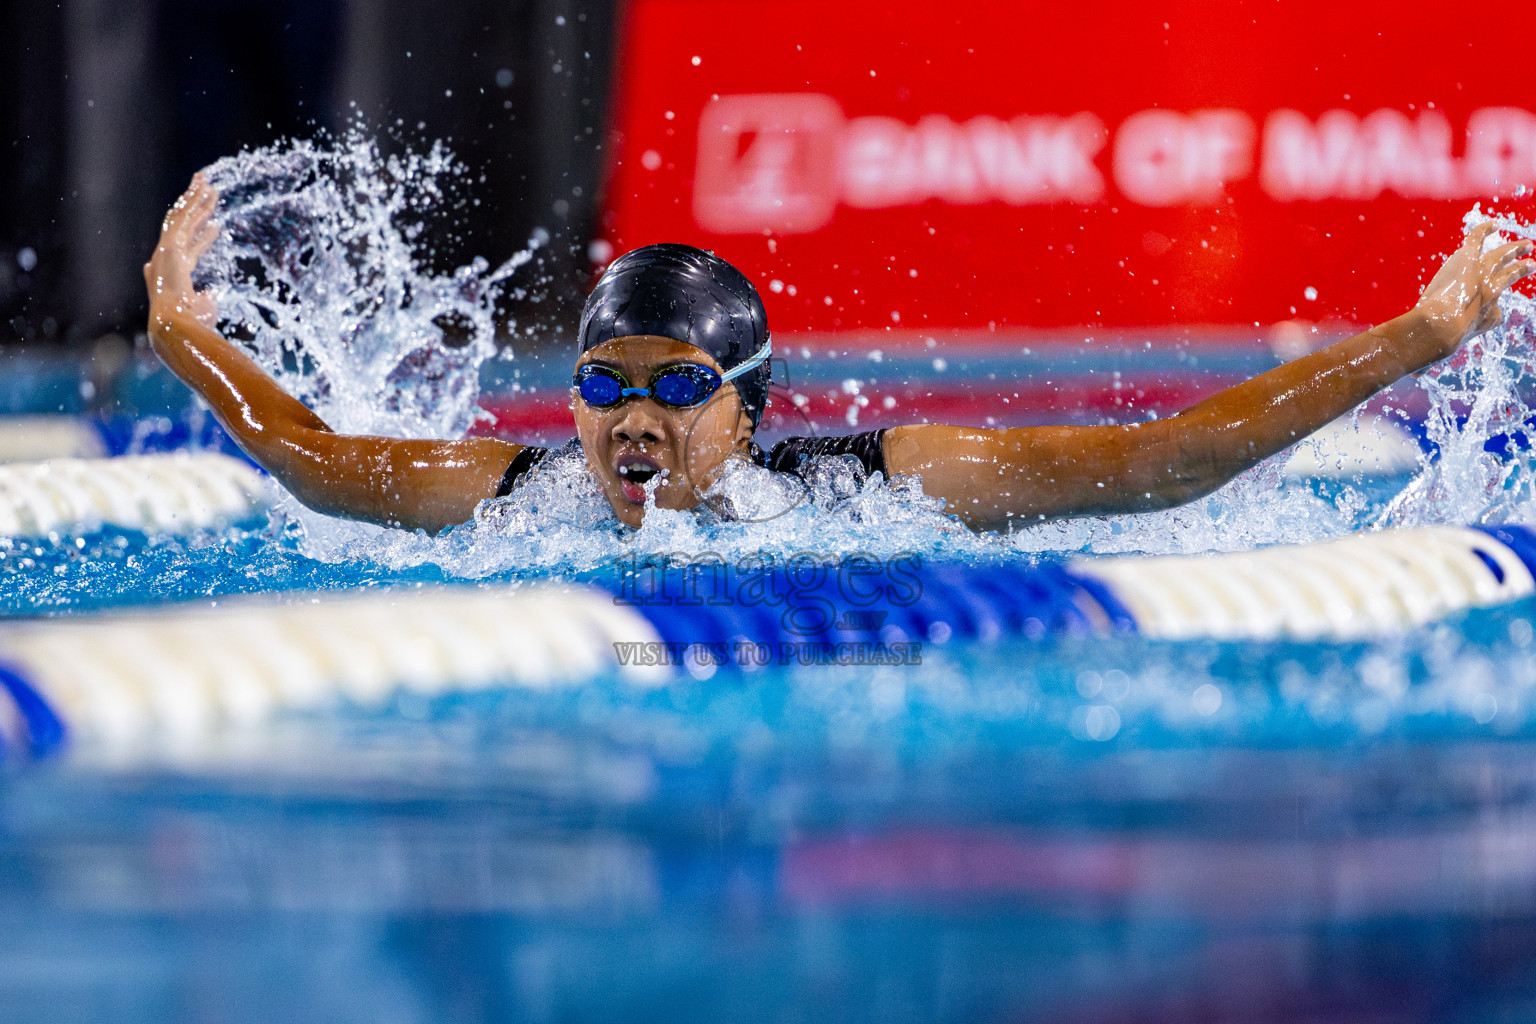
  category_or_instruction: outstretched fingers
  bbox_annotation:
[1492,257,1536,295]
[1490,237,1528,257]
[190,174,218,212]
[187,215,221,257]
[146,174,223,312]
[162,183,195,233]
[1464,221,1497,252]
[1485,238,1533,269]
[180,181,218,238]
[1467,256,1536,334]
[163,174,219,239]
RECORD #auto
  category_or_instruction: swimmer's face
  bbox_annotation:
[573,336,756,527]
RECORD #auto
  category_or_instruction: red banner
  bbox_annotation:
[598,0,1536,337]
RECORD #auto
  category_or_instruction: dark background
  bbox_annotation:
[0,0,620,348]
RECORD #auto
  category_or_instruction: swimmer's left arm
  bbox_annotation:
[885,223,1535,531]
[146,175,525,533]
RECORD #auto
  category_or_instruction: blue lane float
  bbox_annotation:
[603,524,1536,653]
[604,556,1137,660]
[0,412,250,465]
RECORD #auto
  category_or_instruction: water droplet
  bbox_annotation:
[1192,683,1222,716]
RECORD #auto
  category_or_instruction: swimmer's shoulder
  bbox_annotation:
[494,438,583,496]
[762,428,889,479]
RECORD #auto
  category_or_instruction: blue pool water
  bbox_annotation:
[7,137,1536,1021]
[6,445,1536,1022]
[6,571,1536,1021]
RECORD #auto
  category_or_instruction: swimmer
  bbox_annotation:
[145,174,1535,533]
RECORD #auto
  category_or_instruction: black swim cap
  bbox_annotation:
[578,243,771,425]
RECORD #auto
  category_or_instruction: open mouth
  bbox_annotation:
[615,456,665,504]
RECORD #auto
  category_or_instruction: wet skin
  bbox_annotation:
[147,175,1536,534]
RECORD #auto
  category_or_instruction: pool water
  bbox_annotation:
[6,137,1536,1022]
[6,593,1536,1022]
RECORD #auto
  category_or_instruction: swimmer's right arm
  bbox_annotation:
[144,176,524,533]
[885,222,1535,530]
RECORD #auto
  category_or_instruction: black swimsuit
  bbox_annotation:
[495,429,889,498]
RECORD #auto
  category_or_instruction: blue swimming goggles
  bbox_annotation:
[573,338,773,410]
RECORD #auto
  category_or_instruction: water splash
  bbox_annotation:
[1008,458,1359,557]
[1375,207,1536,528]
[283,447,993,579]
[198,131,530,441]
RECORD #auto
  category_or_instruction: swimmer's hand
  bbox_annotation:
[144,173,220,329]
[1412,221,1535,357]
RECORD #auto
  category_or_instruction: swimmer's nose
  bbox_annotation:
[611,401,666,446]
[614,425,661,444]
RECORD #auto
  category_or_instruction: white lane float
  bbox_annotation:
[0,452,267,536]
[0,584,668,764]
[1073,526,1535,641]
[0,415,109,463]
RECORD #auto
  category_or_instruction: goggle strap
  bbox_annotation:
[718,336,773,384]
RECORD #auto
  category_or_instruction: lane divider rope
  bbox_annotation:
[1071,525,1535,640]
[0,520,1532,761]
[0,586,667,764]
[0,453,268,536]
